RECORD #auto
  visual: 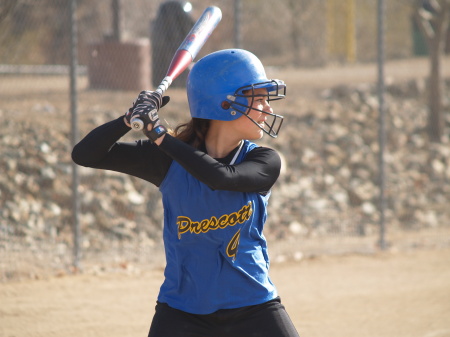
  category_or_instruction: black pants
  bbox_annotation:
[147,297,300,337]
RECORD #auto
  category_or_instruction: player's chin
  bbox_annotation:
[247,129,264,140]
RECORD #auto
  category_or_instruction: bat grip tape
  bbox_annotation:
[156,76,173,95]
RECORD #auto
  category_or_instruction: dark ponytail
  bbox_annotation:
[172,118,210,149]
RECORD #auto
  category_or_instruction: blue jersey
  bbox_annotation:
[158,140,277,314]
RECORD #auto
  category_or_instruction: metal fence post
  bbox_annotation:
[377,0,387,250]
[70,0,81,269]
[112,0,122,41]
[234,0,242,48]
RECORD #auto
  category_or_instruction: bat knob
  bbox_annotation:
[130,117,145,131]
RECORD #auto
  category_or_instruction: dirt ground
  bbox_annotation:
[0,247,449,337]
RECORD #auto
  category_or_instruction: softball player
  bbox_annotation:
[72,49,300,337]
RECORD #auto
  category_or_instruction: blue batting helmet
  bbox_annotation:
[186,49,286,137]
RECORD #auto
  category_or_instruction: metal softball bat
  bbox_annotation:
[131,6,222,131]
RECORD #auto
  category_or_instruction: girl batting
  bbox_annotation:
[72,49,300,337]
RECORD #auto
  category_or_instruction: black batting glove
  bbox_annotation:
[124,90,170,127]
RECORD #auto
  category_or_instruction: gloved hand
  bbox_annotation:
[124,90,170,130]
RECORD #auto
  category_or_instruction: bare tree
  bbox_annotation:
[413,0,450,142]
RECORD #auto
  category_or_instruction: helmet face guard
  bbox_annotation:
[187,49,287,138]
[226,79,286,138]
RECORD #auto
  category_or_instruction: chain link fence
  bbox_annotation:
[1,0,450,281]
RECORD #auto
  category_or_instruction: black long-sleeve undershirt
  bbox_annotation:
[71,117,281,193]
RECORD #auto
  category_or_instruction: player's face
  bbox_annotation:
[239,88,272,140]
